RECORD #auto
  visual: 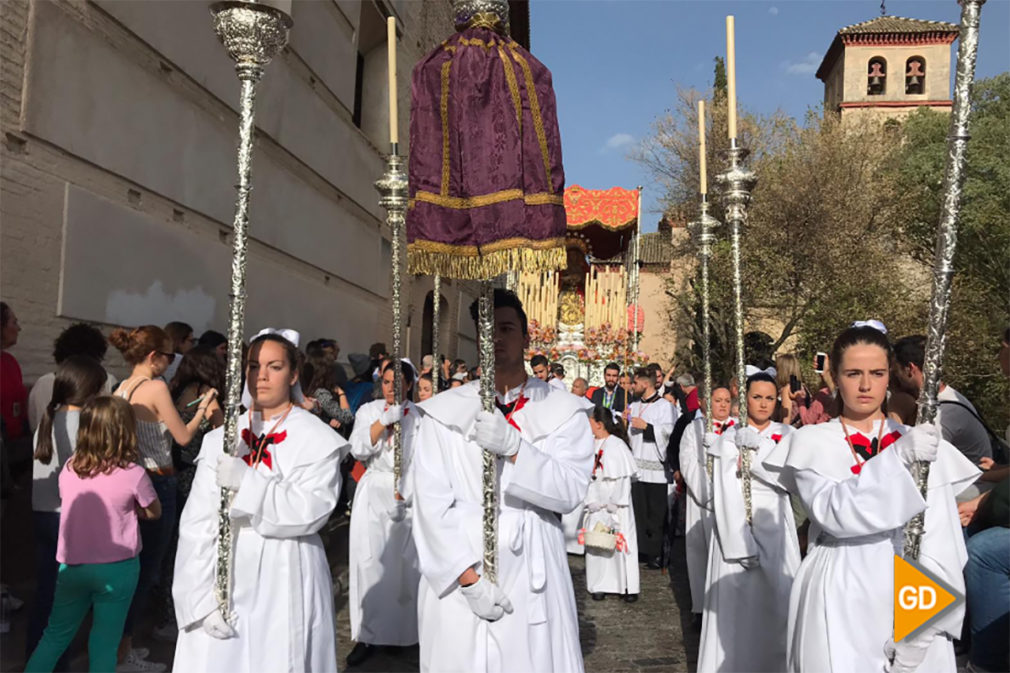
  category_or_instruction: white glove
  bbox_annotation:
[703,431,719,449]
[473,410,522,457]
[459,576,514,622]
[605,503,618,514]
[216,454,250,491]
[739,556,760,570]
[202,609,237,639]
[388,500,407,523]
[735,427,762,450]
[378,403,404,426]
[883,634,931,673]
[895,424,939,467]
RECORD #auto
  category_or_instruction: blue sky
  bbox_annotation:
[529,0,1010,231]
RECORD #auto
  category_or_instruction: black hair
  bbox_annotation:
[0,302,11,327]
[35,355,107,464]
[592,405,628,444]
[831,326,895,384]
[530,354,549,369]
[164,321,194,352]
[381,359,416,394]
[468,288,528,337]
[646,363,662,378]
[468,365,480,380]
[197,330,227,349]
[634,367,651,381]
[604,362,620,374]
[745,372,777,392]
[169,345,226,401]
[53,323,107,364]
[551,363,565,378]
[893,335,925,370]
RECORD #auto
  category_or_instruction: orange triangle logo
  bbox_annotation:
[894,555,963,642]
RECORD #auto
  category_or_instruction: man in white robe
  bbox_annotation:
[411,289,594,673]
[678,386,734,623]
[626,368,676,568]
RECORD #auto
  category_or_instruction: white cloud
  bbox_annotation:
[602,133,635,152]
[782,52,821,76]
[768,6,779,16]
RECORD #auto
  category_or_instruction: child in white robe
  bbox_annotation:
[345,359,421,666]
[764,324,979,673]
[698,371,799,673]
[583,405,640,601]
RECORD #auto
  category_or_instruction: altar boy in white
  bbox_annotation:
[626,368,676,568]
[172,329,345,673]
[345,359,421,667]
[411,289,595,673]
[698,371,799,673]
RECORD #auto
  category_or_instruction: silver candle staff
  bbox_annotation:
[904,0,985,560]
[210,0,292,619]
[715,141,757,524]
[432,274,441,391]
[687,199,721,480]
[375,153,409,497]
[478,283,499,582]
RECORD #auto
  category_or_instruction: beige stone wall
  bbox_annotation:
[841,42,952,104]
[1,0,457,383]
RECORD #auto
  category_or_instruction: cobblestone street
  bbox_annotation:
[338,537,699,673]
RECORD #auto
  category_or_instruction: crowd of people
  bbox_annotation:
[0,296,1007,673]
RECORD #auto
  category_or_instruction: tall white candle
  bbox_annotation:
[726,16,737,140]
[387,16,398,146]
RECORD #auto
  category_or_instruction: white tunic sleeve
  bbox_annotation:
[679,419,708,507]
[230,453,341,539]
[350,402,383,461]
[709,432,759,562]
[794,447,925,539]
[173,444,225,629]
[505,411,594,515]
[411,417,482,597]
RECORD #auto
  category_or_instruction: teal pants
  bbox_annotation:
[25,556,140,673]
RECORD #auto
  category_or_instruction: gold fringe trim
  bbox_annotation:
[498,44,523,133]
[410,189,563,210]
[408,243,567,280]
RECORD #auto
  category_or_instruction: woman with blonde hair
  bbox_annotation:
[109,325,218,671]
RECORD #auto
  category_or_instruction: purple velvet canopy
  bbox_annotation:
[406,22,567,279]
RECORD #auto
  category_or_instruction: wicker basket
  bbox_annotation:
[583,521,618,552]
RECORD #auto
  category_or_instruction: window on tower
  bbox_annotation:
[905,57,926,95]
[867,57,887,96]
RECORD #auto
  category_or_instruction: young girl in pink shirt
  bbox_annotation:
[26,396,161,672]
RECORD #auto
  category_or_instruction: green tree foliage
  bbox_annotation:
[894,74,1010,428]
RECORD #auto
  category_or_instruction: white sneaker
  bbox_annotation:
[116,650,166,673]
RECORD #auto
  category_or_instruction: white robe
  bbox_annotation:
[172,407,345,673]
[678,414,735,615]
[627,395,676,484]
[347,399,421,646]
[764,418,980,673]
[561,505,585,555]
[411,378,594,673]
[698,422,799,673]
[583,434,640,595]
